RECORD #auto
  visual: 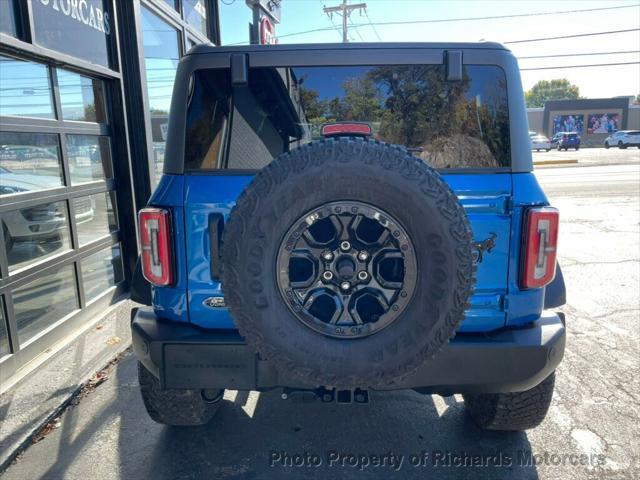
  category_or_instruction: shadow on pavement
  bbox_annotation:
[133,363,538,479]
[6,353,539,480]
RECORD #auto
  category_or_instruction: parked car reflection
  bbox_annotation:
[1,167,94,270]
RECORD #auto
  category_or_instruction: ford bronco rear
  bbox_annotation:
[130,43,566,430]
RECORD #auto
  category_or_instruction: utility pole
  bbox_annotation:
[323,0,367,43]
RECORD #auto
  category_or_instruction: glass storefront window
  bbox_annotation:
[0,56,55,119]
[58,69,108,123]
[141,6,181,184]
[12,265,78,345]
[0,297,9,357]
[0,0,19,37]
[0,132,63,196]
[67,135,113,184]
[75,192,117,246]
[3,200,72,272]
[183,0,207,36]
[81,244,123,303]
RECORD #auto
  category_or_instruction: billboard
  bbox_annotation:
[587,113,620,134]
[552,114,584,135]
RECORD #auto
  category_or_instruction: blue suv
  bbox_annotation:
[551,132,580,151]
[130,43,566,431]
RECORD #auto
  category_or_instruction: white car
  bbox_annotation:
[0,169,94,251]
[530,133,551,152]
[604,130,640,149]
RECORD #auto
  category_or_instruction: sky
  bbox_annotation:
[218,0,640,99]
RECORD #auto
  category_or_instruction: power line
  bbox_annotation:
[271,4,639,41]
[505,28,640,44]
[348,16,365,42]
[519,50,640,59]
[364,9,382,41]
[520,61,640,71]
[326,12,347,41]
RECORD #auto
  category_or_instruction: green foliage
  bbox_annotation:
[296,65,510,165]
[525,79,581,108]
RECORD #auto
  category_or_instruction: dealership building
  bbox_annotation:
[0,0,238,386]
[527,98,640,146]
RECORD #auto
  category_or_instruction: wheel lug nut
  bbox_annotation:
[340,281,351,291]
[357,251,368,261]
[340,241,351,251]
[357,271,368,281]
[322,251,334,261]
[322,271,334,281]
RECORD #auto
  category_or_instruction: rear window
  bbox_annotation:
[184,64,511,171]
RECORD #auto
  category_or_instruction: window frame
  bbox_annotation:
[0,52,126,372]
[163,45,533,176]
[135,0,218,187]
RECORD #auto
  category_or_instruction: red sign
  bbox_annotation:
[260,16,277,45]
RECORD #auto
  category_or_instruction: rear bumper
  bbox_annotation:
[131,307,565,395]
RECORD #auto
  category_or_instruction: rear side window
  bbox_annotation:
[185,64,511,171]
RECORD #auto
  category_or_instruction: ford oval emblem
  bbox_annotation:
[203,297,226,308]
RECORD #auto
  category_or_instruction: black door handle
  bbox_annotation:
[209,213,224,280]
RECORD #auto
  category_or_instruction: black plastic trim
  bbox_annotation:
[230,53,248,85]
[544,263,567,309]
[132,307,566,394]
[446,50,463,81]
[130,257,152,306]
[209,213,224,280]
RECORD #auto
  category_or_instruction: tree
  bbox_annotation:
[299,87,325,120]
[633,94,640,105]
[525,79,581,108]
[341,77,382,121]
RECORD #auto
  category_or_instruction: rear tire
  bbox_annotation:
[463,373,555,431]
[137,362,223,426]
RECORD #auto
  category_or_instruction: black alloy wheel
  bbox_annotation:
[276,201,417,339]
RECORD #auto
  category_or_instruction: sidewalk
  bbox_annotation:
[0,300,135,471]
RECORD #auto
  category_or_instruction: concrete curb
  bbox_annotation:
[0,301,134,472]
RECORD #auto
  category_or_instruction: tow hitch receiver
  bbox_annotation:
[280,387,370,404]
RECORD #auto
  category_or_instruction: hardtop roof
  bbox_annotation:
[186,41,510,56]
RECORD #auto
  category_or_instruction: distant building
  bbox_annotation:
[527,98,639,146]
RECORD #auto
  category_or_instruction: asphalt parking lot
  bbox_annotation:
[2,150,639,480]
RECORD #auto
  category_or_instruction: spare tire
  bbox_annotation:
[222,137,475,388]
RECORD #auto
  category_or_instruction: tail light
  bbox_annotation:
[520,207,559,289]
[139,208,173,286]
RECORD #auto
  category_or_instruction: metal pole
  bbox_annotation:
[324,0,367,43]
[342,0,348,43]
